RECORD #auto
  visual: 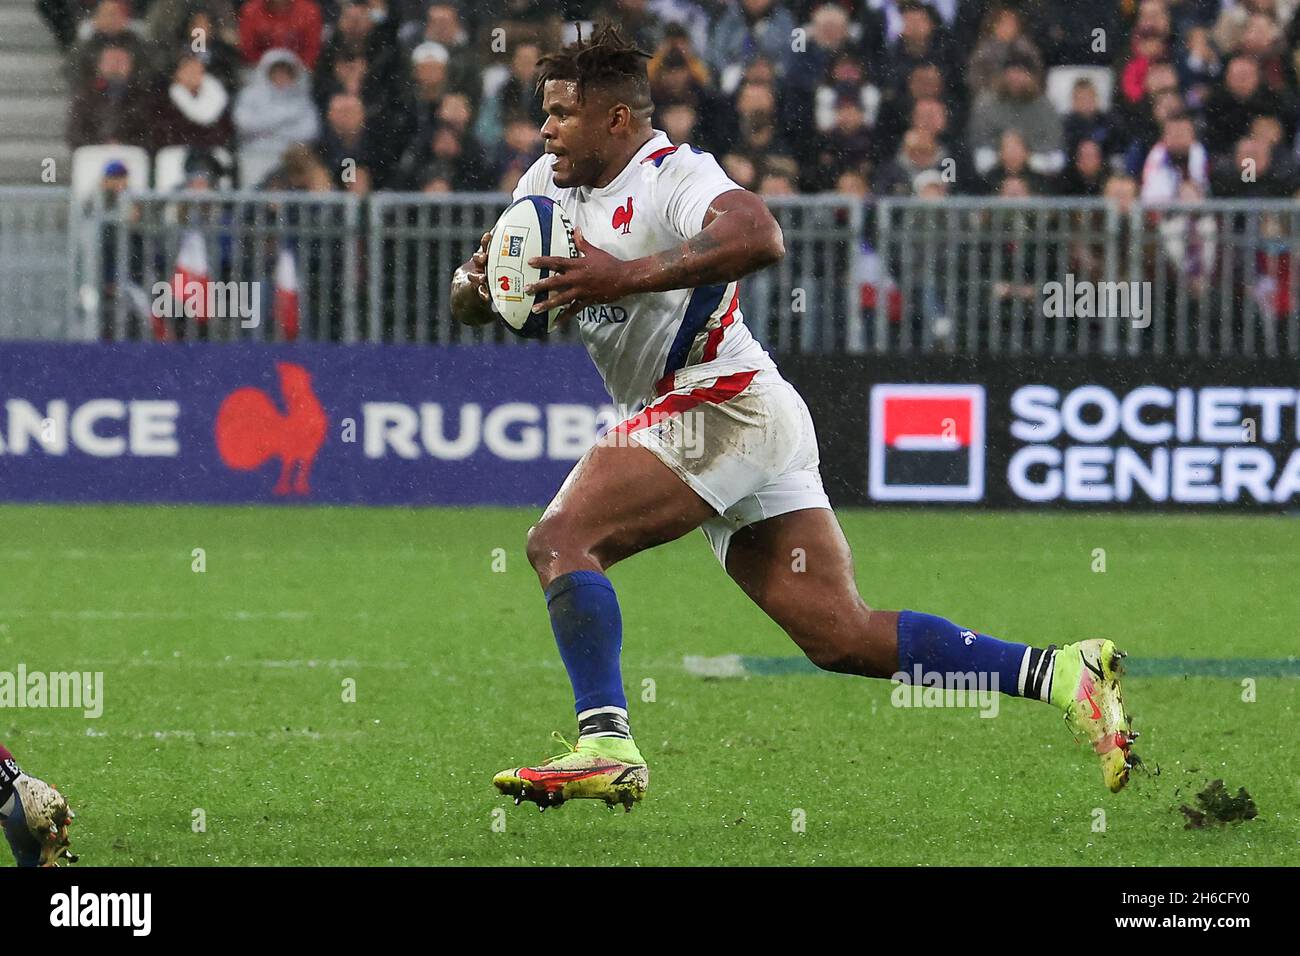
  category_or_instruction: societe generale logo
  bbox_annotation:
[868,384,986,502]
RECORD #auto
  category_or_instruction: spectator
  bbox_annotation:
[147,0,241,82]
[835,168,870,197]
[731,80,795,176]
[1237,12,1297,92]
[315,0,399,111]
[493,111,543,192]
[646,21,711,92]
[1212,134,1297,197]
[1063,78,1122,164]
[1214,0,1286,57]
[650,45,729,150]
[67,44,152,148]
[814,50,879,137]
[788,3,858,103]
[1119,2,1173,108]
[592,0,666,53]
[967,4,1042,94]
[239,0,324,70]
[1056,137,1108,197]
[1023,0,1119,66]
[1247,114,1300,183]
[317,92,378,193]
[69,0,148,82]
[908,95,967,176]
[648,0,713,55]
[399,3,477,97]
[393,43,454,164]
[720,151,759,190]
[178,146,231,189]
[882,0,954,98]
[759,168,798,195]
[1202,55,1291,157]
[1103,170,1140,212]
[476,41,543,147]
[1116,59,1181,168]
[659,100,701,146]
[400,87,488,190]
[261,141,335,191]
[233,49,321,187]
[874,60,950,162]
[1178,24,1221,111]
[873,127,949,197]
[152,49,234,150]
[967,53,1064,176]
[805,93,873,190]
[1141,111,1209,201]
[980,128,1048,194]
[708,0,798,84]
[913,167,947,200]
[405,122,490,191]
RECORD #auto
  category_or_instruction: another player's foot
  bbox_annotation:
[1050,639,1139,793]
[493,732,648,812]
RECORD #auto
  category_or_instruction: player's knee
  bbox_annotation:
[801,639,857,675]
[526,514,594,575]
[525,519,557,573]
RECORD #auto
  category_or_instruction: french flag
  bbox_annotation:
[273,244,300,341]
[164,229,210,338]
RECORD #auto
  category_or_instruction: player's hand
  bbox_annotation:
[527,229,628,324]
[467,231,493,303]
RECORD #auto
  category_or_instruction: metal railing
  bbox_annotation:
[4,188,1298,357]
[876,197,1300,357]
[0,188,76,340]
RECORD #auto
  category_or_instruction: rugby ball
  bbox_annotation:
[487,195,577,337]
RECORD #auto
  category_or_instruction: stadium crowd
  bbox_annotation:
[35,0,1300,202]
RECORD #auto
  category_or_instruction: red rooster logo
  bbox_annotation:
[215,362,327,496]
[612,197,634,235]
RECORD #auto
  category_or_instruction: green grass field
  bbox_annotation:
[2,504,1296,866]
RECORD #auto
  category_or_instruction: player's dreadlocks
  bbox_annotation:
[534,23,654,114]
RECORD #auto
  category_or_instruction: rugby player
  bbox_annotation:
[450,25,1137,810]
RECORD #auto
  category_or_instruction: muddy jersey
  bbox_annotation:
[511,131,777,409]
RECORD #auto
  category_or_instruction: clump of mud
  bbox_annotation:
[1180,779,1258,829]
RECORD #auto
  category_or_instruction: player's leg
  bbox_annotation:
[724,508,1138,792]
[494,437,716,810]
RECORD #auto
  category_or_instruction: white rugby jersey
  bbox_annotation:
[511,131,776,409]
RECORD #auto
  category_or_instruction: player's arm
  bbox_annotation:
[528,189,784,318]
[624,188,784,293]
[450,231,497,327]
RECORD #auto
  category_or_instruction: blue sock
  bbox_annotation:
[896,610,1055,701]
[544,571,631,738]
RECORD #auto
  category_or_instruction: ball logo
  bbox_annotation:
[869,384,986,502]
[499,227,527,259]
[215,362,327,496]
[495,268,524,303]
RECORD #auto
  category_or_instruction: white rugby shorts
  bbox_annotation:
[612,367,831,567]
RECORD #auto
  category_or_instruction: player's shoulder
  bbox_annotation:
[512,153,560,201]
[639,142,720,178]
